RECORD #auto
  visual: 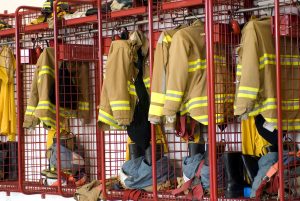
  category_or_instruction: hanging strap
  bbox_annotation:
[123,189,142,201]
[176,116,197,141]
[255,162,279,198]
[172,160,205,200]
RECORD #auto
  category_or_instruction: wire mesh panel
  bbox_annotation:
[0,13,19,194]
[15,1,99,196]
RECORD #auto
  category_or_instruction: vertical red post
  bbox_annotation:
[97,0,107,199]
[148,0,158,200]
[53,0,63,195]
[14,7,24,194]
[15,6,42,194]
[274,0,284,200]
[205,0,217,200]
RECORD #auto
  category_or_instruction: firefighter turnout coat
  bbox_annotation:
[162,20,233,126]
[148,25,187,124]
[0,46,16,141]
[98,31,150,130]
[234,17,300,130]
[24,47,90,129]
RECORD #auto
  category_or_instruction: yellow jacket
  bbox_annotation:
[24,47,90,129]
[148,26,187,124]
[234,17,300,130]
[98,31,150,130]
[0,46,16,141]
[163,21,233,126]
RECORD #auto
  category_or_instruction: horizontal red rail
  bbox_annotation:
[162,0,204,11]
[64,15,98,26]
[110,6,147,18]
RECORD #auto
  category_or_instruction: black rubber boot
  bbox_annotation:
[188,142,205,157]
[128,143,144,160]
[0,143,7,180]
[241,155,259,185]
[224,152,244,198]
[144,143,163,166]
[5,142,18,181]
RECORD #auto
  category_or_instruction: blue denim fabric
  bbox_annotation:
[122,156,174,189]
[200,164,210,190]
[250,152,278,197]
[182,153,224,190]
[50,144,73,170]
[251,151,300,197]
[182,153,205,180]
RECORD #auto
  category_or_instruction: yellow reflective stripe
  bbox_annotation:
[38,66,55,82]
[25,105,36,115]
[165,96,181,101]
[237,94,257,99]
[98,109,121,129]
[166,90,183,102]
[163,35,172,43]
[129,91,137,96]
[192,114,224,125]
[111,106,130,111]
[143,78,150,88]
[188,59,206,72]
[110,100,130,111]
[236,64,242,76]
[149,105,163,116]
[214,55,226,64]
[282,99,300,110]
[78,101,89,111]
[39,117,56,128]
[237,86,259,99]
[248,98,277,116]
[258,54,300,69]
[239,86,259,93]
[166,90,184,95]
[36,101,67,117]
[110,100,129,105]
[150,92,165,104]
[185,97,208,110]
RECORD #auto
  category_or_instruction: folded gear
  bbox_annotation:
[119,156,174,191]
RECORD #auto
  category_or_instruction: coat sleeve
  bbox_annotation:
[23,69,40,128]
[105,42,131,125]
[163,33,189,116]
[148,32,169,123]
[234,27,260,116]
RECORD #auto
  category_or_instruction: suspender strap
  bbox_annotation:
[172,160,205,201]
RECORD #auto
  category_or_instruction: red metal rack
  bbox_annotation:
[0,0,298,200]
[14,1,100,197]
[0,12,19,196]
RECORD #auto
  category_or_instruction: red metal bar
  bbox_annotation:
[97,0,107,199]
[274,0,284,200]
[53,0,63,196]
[148,0,158,200]
[162,0,204,11]
[15,6,42,194]
[64,15,98,26]
[0,28,15,37]
[205,0,217,200]
[15,6,24,195]
[110,6,147,18]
